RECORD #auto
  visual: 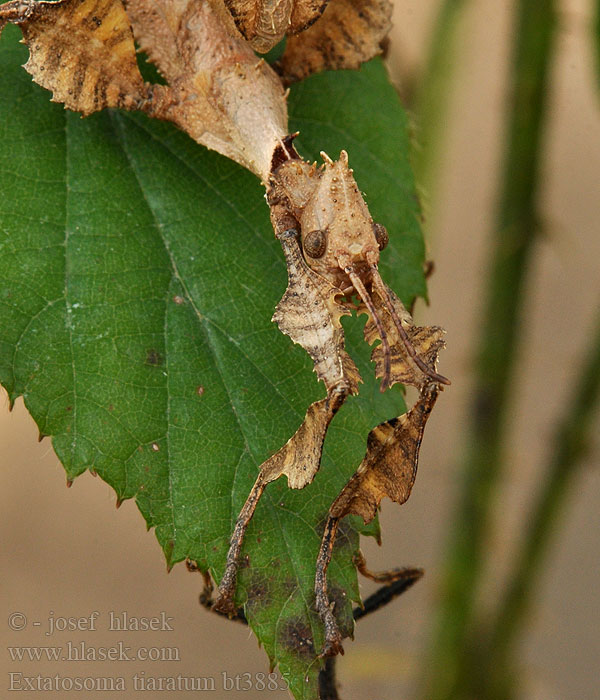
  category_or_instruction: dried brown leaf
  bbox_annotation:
[273,229,361,394]
[0,0,148,116]
[223,0,329,53]
[278,0,392,84]
[289,0,329,34]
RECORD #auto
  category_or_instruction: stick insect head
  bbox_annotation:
[297,150,389,285]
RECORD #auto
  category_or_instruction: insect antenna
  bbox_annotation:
[344,265,392,391]
[369,264,450,386]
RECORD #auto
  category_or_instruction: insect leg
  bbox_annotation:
[352,569,423,623]
[354,550,423,585]
[315,515,345,656]
[343,265,393,391]
[213,473,268,614]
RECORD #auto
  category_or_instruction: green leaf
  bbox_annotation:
[0,25,424,700]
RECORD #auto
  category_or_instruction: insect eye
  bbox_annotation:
[303,229,327,258]
[373,223,389,251]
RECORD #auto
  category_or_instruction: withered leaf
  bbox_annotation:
[126,0,288,180]
[289,0,329,35]
[361,284,447,391]
[329,383,440,523]
[278,0,392,84]
[273,228,361,394]
[224,0,329,53]
[0,0,148,115]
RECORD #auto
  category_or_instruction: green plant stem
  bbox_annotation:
[422,2,558,699]
[414,0,470,201]
[477,306,600,698]
[595,0,600,89]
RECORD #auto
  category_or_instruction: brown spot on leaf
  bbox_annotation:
[146,349,164,366]
[278,619,315,659]
[196,385,205,397]
[244,574,271,615]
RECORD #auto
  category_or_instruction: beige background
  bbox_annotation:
[2,1,599,698]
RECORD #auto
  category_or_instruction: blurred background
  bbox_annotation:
[1,0,599,698]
